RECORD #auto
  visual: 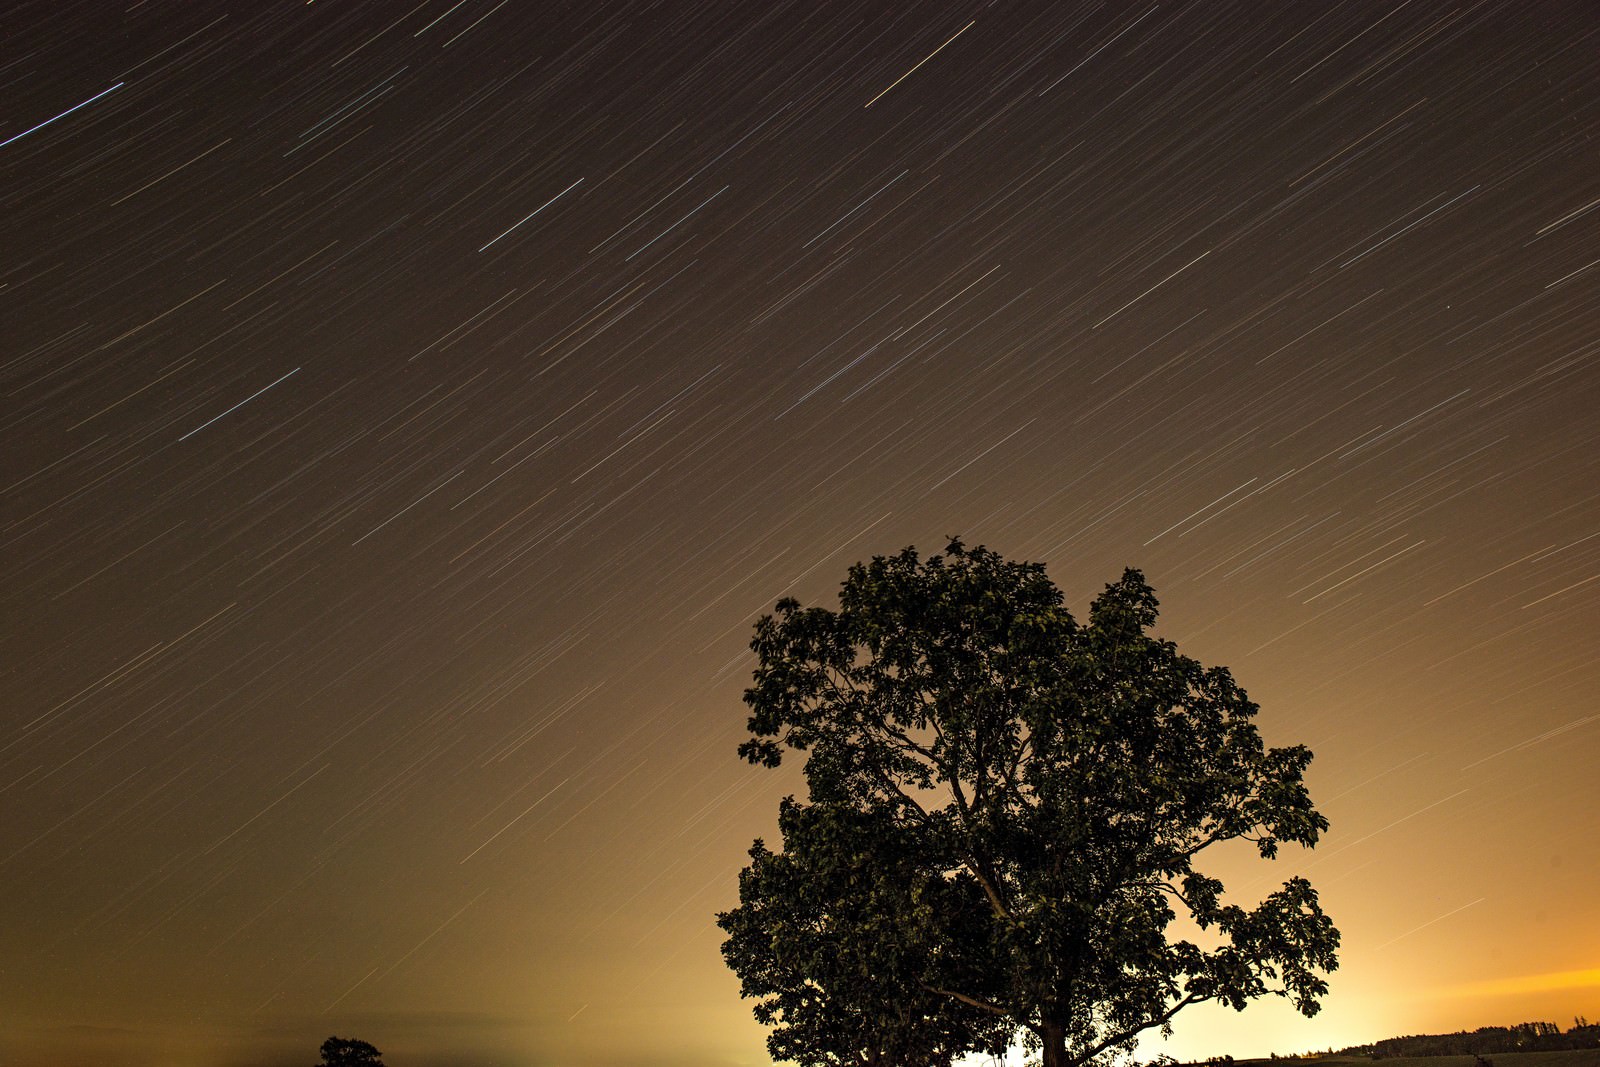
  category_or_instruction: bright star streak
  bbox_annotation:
[178,367,301,442]
[1,82,124,149]
[478,178,585,251]
[864,21,974,108]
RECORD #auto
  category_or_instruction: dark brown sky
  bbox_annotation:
[3,3,1597,1065]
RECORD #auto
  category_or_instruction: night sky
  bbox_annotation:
[5,3,1599,1066]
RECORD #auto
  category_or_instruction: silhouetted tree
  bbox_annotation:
[725,540,1339,1067]
[318,1036,384,1067]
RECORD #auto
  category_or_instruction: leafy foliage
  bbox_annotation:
[718,797,1012,1067]
[723,540,1339,1067]
[317,1036,384,1067]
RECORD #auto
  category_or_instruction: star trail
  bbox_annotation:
[3,4,1598,1066]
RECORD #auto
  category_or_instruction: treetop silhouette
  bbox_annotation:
[720,539,1339,1067]
[317,1036,384,1067]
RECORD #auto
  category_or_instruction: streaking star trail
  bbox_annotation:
[2,4,1598,1066]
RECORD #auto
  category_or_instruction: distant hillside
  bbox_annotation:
[1340,1020,1600,1058]
[1191,1018,1600,1067]
[1233,1052,1600,1067]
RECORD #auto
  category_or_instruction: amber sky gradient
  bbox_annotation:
[3,4,1597,1065]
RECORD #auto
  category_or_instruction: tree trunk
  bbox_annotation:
[1040,1021,1069,1067]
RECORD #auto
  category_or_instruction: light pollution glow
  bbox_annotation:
[4,3,1597,1066]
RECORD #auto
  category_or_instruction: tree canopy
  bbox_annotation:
[719,540,1338,1067]
[719,796,1012,1067]
[317,1036,384,1067]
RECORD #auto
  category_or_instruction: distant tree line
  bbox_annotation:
[1334,1018,1599,1058]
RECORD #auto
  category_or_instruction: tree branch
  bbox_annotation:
[967,856,1012,922]
[883,723,941,766]
[921,982,1011,1018]
[1070,991,1206,1067]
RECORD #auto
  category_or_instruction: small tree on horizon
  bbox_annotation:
[318,1036,384,1067]
[722,539,1339,1067]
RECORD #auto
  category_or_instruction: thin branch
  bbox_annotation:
[883,723,941,765]
[875,769,934,827]
[1176,824,1233,862]
[921,983,1011,1018]
[1070,991,1206,1066]
[1133,879,1191,909]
